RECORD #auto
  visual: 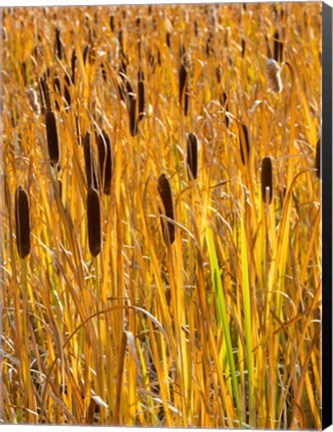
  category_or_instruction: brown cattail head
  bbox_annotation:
[187,132,198,180]
[266,59,283,93]
[220,92,229,127]
[261,156,273,204]
[71,49,77,85]
[84,132,98,189]
[15,186,31,259]
[39,75,51,111]
[238,123,250,166]
[97,130,112,195]
[315,139,320,179]
[55,27,62,59]
[157,174,175,245]
[138,72,145,122]
[273,30,283,63]
[128,93,138,137]
[87,187,101,257]
[179,63,187,108]
[45,110,60,166]
[110,15,115,32]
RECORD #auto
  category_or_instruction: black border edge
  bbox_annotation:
[322,1,333,429]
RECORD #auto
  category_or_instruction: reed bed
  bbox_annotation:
[1,3,322,429]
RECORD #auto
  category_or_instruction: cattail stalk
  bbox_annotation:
[187,132,198,180]
[45,110,60,166]
[15,186,31,258]
[261,156,273,204]
[157,174,175,245]
[179,63,187,109]
[84,132,97,189]
[87,187,101,257]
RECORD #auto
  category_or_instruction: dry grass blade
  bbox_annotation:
[45,110,60,166]
[186,132,198,180]
[315,139,320,179]
[97,130,112,195]
[87,187,101,257]
[157,174,175,245]
[84,132,97,189]
[261,156,273,204]
[15,186,31,259]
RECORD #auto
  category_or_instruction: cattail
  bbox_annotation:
[118,30,124,52]
[166,32,171,48]
[265,35,273,59]
[87,187,101,257]
[239,123,250,166]
[216,65,222,84]
[83,44,89,65]
[241,38,246,58]
[128,93,138,137]
[261,156,273,204]
[55,27,62,59]
[194,20,198,37]
[157,174,175,245]
[84,132,97,189]
[110,15,115,32]
[21,61,27,85]
[97,130,112,195]
[71,49,77,85]
[179,63,187,108]
[187,132,198,180]
[64,74,71,108]
[26,87,40,115]
[15,186,31,259]
[138,72,145,122]
[45,110,60,166]
[315,139,320,179]
[266,59,283,93]
[273,30,283,62]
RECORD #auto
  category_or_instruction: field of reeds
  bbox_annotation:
[1,2,322,428]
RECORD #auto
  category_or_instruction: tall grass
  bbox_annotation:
[1,3,322,428]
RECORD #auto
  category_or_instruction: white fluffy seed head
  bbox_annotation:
[266,59,283,93]
[26,87,40,115]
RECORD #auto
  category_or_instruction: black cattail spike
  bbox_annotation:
[55,27,62,59]
[87,187,101,257]
[157,174,175,245]
[15,186,31,259]
[138,78,145,122]
[261,156,273,204]
[315,139,320,179]
[179,63,187,108]
[45,110,60,166]
[239,123,250,166]
[187,132,198,180]
[128,93,138,137]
